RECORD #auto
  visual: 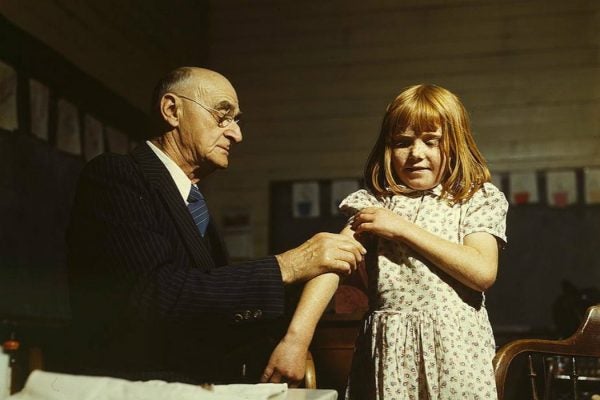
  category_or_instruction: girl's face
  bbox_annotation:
[391,125,445,191]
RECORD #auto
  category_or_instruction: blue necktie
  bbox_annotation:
[187,185,209,237]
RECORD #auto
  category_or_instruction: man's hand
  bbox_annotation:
[260,336,307,387]
[276,232,366,284]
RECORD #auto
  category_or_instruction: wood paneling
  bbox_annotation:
[203,0,600,257]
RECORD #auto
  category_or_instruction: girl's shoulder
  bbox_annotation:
[467,182,509,208]
[339,189,386,214]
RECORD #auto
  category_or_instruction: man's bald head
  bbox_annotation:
[149,67,236,135]
[151,67,232,113]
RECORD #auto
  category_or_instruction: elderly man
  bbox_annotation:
[66,67,365,384]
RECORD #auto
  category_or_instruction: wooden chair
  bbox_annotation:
[493,304,600,400]
[304,350,317,389]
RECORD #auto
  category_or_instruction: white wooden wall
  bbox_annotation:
[205,0,600,256]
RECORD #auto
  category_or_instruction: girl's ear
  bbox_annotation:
[160,94,180,128]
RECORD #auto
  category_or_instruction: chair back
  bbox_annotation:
[493,304,600,400]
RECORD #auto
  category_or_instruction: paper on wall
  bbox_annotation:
[509,171,538,205]
[56,98,81,155]
[546,170,577,207]
[106,126,129,154]
[292,182,320,218]
[0,61,18,131]
[29,79,49,140]
[584,167,600,204]
[83,114,104,161]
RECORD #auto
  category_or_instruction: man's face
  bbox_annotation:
[177,76,242,173]
[391,126,445,191]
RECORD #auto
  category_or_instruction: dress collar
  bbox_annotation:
[388,184,443,197]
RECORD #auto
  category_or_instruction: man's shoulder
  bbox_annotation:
[87,151,132,165]
[82,151,138,178]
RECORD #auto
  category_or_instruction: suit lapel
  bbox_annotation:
[131,143,215,270]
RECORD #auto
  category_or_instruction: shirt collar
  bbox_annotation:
[389,183,443,197]
[429,184,443,196]
[146,140,194,203]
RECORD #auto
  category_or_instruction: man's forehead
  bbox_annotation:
[192,82,239,112]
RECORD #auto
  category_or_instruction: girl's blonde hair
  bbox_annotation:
[365,84,490,203]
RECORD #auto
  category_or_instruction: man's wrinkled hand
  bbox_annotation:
[276,232,366,284]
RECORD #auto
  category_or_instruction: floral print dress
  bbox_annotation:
[340,183,508,400]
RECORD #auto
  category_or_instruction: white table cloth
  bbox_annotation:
[8,371,337,400]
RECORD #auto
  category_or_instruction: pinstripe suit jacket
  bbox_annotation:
[66,143,285,383]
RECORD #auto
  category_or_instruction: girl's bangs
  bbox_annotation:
[388,100,442,135]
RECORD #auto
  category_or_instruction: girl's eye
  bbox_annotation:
[393,139,412,148]
[425,139,440,147]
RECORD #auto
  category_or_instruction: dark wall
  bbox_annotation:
[0,130,82,322]
[487,205,600,331]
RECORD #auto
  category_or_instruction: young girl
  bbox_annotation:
[262,84,508,400]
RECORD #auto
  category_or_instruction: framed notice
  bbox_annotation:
[83,114,104,160]
[584,168,600,204]
[56,98,81,155]
[0,61,18,131]
[546,170,577,207]
[292,181,320,218]
[106,126,129,154]
[222,208,253,259]
[29,79,49,140]
[509,171,538,205]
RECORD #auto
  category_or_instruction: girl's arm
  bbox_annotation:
[353,207,498,292]
[260,226,358,386]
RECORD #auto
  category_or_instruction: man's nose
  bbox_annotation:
[224,124,243,143]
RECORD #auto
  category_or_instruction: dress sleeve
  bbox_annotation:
[461,182,509,244]
[338,189,383,219]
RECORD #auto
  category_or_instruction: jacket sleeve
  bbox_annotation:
[67,154,285,325]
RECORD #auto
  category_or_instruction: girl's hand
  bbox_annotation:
[352,207,407,240]
[260,336,307,387]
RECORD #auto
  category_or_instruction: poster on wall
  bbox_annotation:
[331,179,360,215]
[56,98,81,155]
[292,181,320,218]
[83,114,104,161]
[29,79,49,140]
[546,170,577,207]
[222,208,253,259]
[0,61,18,131]
[106,126,129,154]
[509,171,538,205]
[584,168,600,204]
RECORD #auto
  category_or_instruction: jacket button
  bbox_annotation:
[233,313,243,323]
[253,309,262,319]
[243,310,252,320]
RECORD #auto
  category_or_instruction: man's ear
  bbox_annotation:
[160,93,180,128]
